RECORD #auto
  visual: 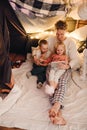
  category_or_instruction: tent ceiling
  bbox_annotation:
[9,0,87,34]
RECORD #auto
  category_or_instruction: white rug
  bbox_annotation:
[0,55,87,130]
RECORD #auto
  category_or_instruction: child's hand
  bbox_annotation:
[39,62,48,66]
[33,57,40,65]
[39,58,45,63]
[57,62,70,69]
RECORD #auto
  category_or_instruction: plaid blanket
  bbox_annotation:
[9,0,66,18]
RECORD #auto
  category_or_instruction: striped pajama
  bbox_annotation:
[46,66,71,105]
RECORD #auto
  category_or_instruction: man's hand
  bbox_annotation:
[57,63,71,70]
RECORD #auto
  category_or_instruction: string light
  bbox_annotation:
[29,30,55,39]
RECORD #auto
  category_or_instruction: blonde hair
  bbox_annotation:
[54,42,66,55]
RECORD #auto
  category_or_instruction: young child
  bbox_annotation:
[45,42,69,95]
[26,39,51,88]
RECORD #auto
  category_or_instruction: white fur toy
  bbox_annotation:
[45,84,55,96]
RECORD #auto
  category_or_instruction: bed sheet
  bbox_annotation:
[0,54,87,130]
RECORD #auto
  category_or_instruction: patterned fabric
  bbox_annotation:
[46,65,71,105]
[9,0,66,17]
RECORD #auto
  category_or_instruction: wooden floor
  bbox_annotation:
[0,126,24,130]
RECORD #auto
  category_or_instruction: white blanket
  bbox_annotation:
[0,54,87,130]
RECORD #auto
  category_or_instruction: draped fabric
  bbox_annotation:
[9,0,66,18]
[0,8,11,84]
[9,0,85,19]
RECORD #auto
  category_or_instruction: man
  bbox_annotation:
[0,7,14,93]
[46,20,80,125]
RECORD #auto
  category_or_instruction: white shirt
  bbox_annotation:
[32,46,51,59]
[47,36,81,70]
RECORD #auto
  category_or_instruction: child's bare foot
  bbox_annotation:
[49,102,61,117]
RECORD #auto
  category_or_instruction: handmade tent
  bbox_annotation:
[0,0,87,130]
[1,0,87,55]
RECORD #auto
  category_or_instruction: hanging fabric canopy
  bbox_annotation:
[8,0,87,34]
